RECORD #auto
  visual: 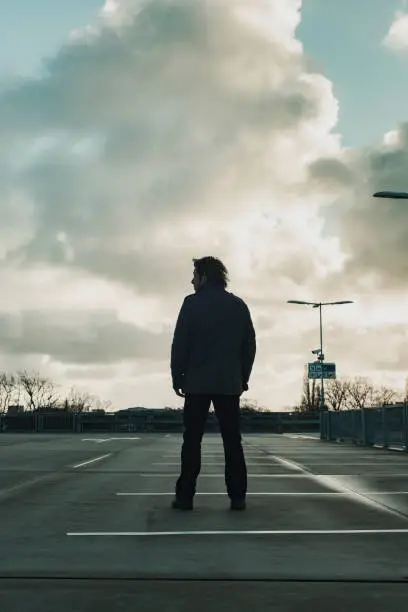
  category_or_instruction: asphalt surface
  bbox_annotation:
[1,431,408,611]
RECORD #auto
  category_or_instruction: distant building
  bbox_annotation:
[7,405,24,414]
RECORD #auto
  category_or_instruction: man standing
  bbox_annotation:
[170,256,256,511]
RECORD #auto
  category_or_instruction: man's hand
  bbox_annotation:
[173,386,186,398]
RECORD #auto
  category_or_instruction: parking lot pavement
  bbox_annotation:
[0,432,408,611]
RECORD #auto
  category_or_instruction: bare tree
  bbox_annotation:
[241,398,266,413]
[99,399,113,412]
[295,398,306,412]
[297,379,308,412]
[0,372,20,413]
[319,378,402,411]
[402,376,408,403]
[296,378,317,412]
[299,377,322,411]
[344,377,374,410]
[66,387,93,413]
[17,370,60,411]
[316,383,322,410]
[370,385,399,407]
[299,374,406,413]
[42,380,60,409]
[305,378,312,410]
[91,396,113,413]
[324,378,351,411]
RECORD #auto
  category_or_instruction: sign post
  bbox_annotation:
[288,299,352,411]
[307,361,336,380]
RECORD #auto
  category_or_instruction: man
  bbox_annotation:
[170,256,256,511]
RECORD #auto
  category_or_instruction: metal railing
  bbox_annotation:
[0,410,320,434]
[320,404,408,451]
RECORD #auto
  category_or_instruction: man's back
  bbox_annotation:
[171,284,256,395]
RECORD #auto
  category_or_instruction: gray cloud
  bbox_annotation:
[326,123,408,289]
[308,156,356,189]
[64,365,120,380]
[0,309,171,365]
[263,318,408,376]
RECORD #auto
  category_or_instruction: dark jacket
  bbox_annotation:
[171,283,256,395]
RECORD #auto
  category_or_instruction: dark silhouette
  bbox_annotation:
[170,256,256,510]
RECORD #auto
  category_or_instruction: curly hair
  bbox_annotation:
[193,256,229,288]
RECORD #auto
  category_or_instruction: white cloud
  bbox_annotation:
[1,0,408,409]
[383,11,408,52]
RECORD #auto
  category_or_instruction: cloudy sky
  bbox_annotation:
[1,0,408,410]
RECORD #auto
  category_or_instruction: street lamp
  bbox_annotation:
[373,191,408,199]
[287,300,354,411]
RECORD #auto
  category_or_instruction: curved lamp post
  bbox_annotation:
[373,191,408,199]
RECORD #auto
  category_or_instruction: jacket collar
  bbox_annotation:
[197,283,225,293]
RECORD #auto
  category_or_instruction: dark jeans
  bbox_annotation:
[175,394,247,501]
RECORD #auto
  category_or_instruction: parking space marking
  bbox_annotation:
[67,529,408,537]
[286,450,400,454]
[72,454,112,469]
[142,471,408,478]
[139,473,310,478]
[322,473,408,477]
[116,491,408,496]
[283,434,320,440]
[81,438,140,442]
[373,445,405,451]
[152,462,277,466]
[0,473,57,499]
[272,456,305,472]
[270,455,408,519]
[115,492,351,497]
[107,437,140,441]
[161,451,270,459]
[298,462,408,466]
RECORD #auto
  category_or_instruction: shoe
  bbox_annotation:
[230,499,246,511]
[171,498,193,511]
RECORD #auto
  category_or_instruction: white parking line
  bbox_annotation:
[141,472,408,478]
[82,438,140,442]
[323,473,408,477]
[72,454,112,469]
[244,453,398,458]
[272,456,304,472]
[152,462,276,466]
[108,437,140,441]
[283,434,320,440]
[272,455,408,519]
[298,462,408,466]
[0,474,57,499]
[162,455,270,459]
[116,491,408,496]
[117,492,344,496]
[67,529,408,537]
[111,492,347,497]
[373,445,405,452]
[140,474,312,478]
[370,492,408,495]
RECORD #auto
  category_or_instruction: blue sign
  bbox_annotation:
[307,361,336,379]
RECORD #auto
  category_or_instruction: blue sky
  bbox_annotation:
[1,0,407,148]
[0,0,103,78]
[299,0,408,147]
